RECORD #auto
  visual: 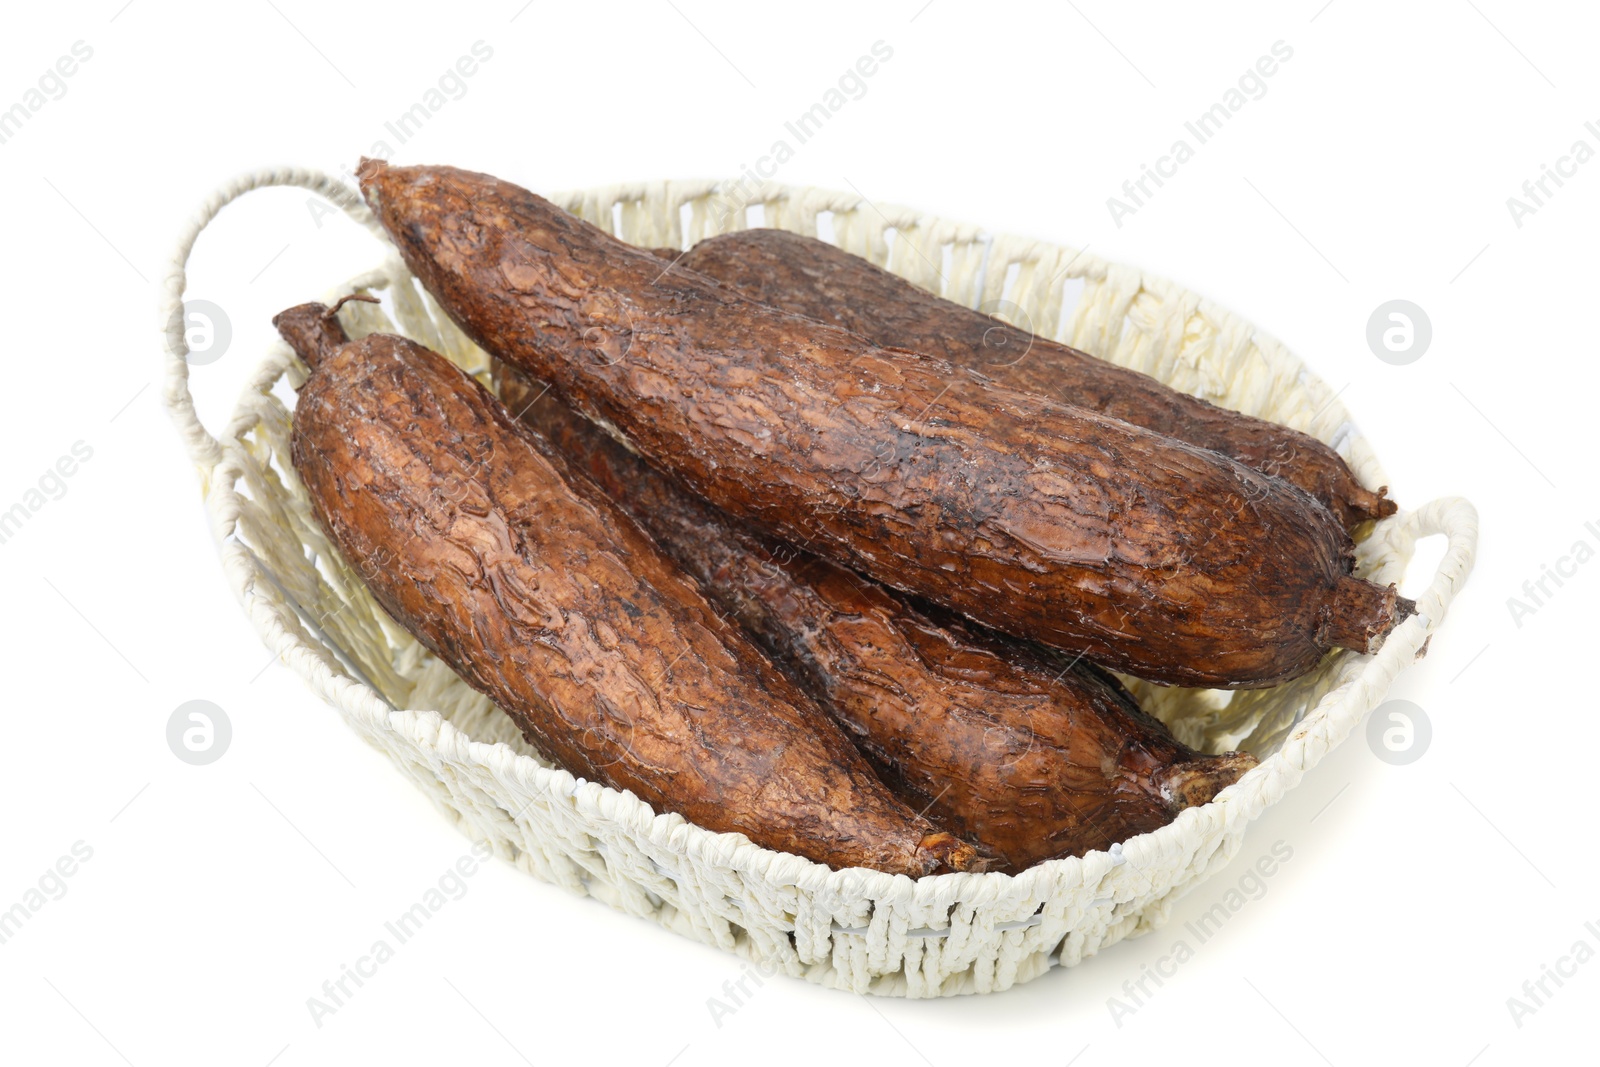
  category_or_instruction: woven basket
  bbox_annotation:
[160,168,1477,997]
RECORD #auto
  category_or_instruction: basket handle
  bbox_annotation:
[159,167,388,469]
[1226,493,1477,818]
[1381,495,1479,634]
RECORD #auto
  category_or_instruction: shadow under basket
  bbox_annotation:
[160,169,1477,997]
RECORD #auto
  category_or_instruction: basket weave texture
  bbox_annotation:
[160,169,1477,997]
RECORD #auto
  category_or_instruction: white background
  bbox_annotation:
[0,1,1591,1064]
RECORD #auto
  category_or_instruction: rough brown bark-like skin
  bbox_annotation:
[501,365,1258,871]
[674,229,1393,531]
[358,161,1412,689]
[277,303,976,876]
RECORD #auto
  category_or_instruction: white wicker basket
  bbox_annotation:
[160,168,1477,997]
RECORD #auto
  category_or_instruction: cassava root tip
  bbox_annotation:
[272,302,350,371]
[1158,752,1260,811]
[1323,576,1417,655]
[324,293,380,319]
[918,832,984,874]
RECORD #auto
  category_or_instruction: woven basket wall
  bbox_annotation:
[160,169,1476,997]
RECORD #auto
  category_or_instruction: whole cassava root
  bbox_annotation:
[668,229,1394,531]
[500,364,1259,871]
[277,302,977,876]
[358,161,1413,689]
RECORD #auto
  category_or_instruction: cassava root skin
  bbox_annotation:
[278,302,976,876]
[669,228,1394,530]
[358,161,1413,689]
[499,364,1259,871]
